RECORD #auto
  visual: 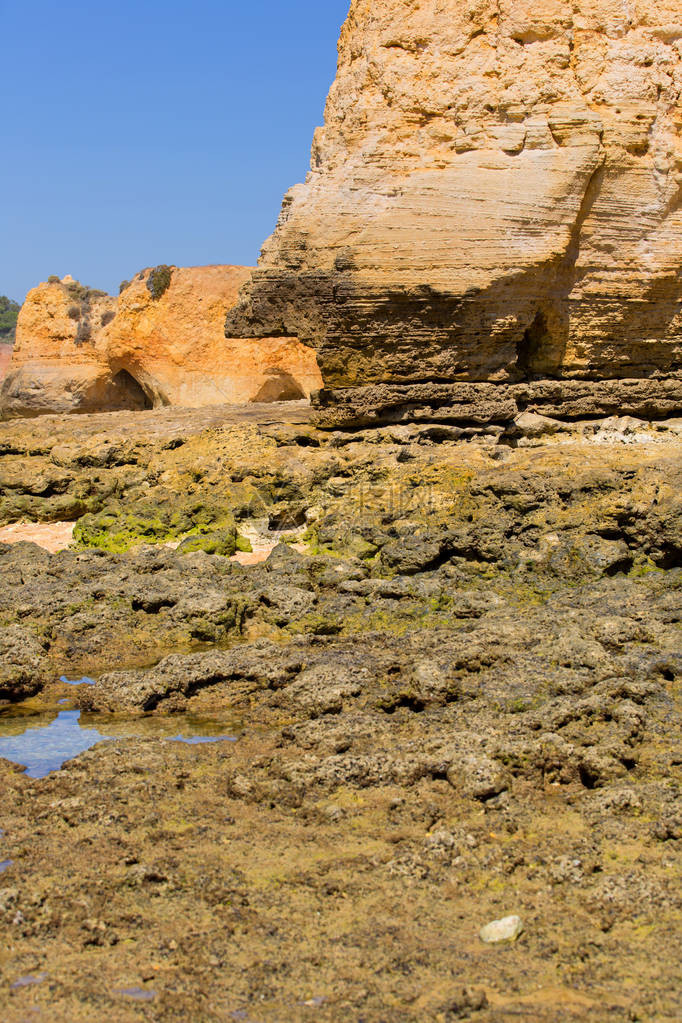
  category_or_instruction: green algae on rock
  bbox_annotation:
[72,499,242,554]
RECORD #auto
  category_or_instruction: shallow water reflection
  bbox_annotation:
[114,986,157,1002]
[11,973,47,990]
[0,709,237,778]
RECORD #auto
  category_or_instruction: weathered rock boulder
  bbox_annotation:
[1,267,322,418]
[0,624,53,701]
[225,0,682,422]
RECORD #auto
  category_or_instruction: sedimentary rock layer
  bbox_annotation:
[226,0,682,412]
[314,376,682,427]
[1,267,322,418]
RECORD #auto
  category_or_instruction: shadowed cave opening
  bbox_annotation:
[515,310,556,380]
[253,370,306,403]
[109,369,154,411]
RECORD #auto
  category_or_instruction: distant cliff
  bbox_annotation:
[0,268,322,418]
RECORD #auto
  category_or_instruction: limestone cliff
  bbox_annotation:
[1,268,322,418]
[226,0,682,421]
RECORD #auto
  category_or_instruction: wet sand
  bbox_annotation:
[0,520,75,552]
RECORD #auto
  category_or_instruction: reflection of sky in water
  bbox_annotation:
[11,973,47,990]
[0,711,111,778]
[0,710,237,778]
[114,987,157,1001]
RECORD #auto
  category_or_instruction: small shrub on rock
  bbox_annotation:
[75,318,92,345]
[146,265,173,300]
[101,310,116,327]
[67,305,81,320]
[0,295,20,343]
[66,281,107,303]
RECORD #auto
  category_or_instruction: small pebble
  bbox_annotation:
[479,914,523,944]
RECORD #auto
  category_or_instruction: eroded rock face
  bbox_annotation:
[1,279,119,417]
[105,266,322,408]
[0,267,322,418]
[226,0,682,417]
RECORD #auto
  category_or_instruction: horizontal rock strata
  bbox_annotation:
[314,376,682,428]
[226,0,682,422]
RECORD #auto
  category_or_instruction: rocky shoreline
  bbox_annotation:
[0,403,680,1021]
[3,0,682,1016]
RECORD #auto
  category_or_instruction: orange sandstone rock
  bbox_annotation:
[0,267,322,417]
[1,278,119,416]
[0,346,13,382]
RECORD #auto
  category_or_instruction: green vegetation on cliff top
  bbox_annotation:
[0,296,19,344]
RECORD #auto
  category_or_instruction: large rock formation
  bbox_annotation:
[226,0,682,423]
[1,267,322,418]
[1,278,121,417]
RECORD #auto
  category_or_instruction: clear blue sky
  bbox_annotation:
[1,0,350,302]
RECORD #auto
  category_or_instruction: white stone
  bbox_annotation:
[479,915,524,944]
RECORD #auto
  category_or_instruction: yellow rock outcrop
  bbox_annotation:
[226,0,682,419]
